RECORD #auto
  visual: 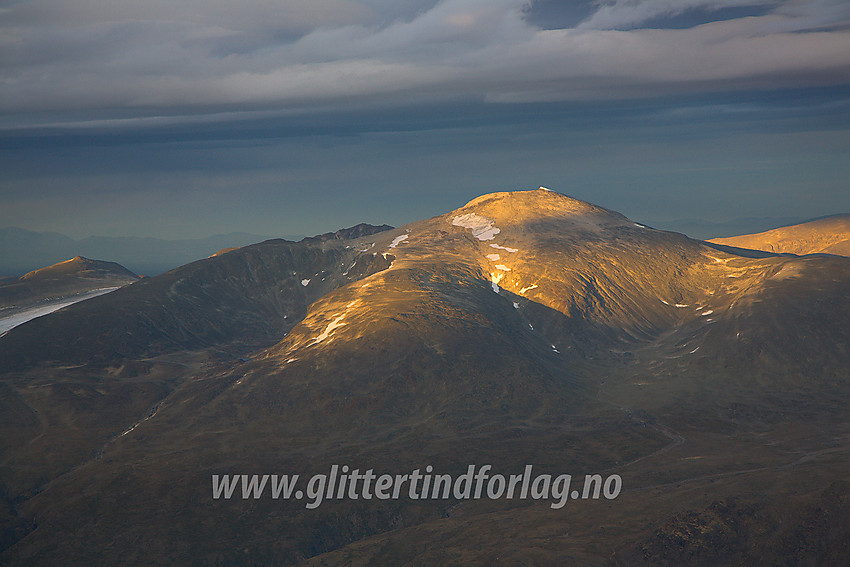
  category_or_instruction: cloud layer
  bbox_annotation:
[1,0,849,120]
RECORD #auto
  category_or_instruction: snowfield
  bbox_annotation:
[389,234,408,248]
[0,287,120,336]
[452,213,501,241]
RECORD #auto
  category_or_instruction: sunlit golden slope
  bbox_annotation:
[708,214,850,257]
[265,187,827,370]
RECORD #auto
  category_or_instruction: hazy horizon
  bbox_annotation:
[0,206,838,243]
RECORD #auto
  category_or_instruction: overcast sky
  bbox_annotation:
[1,0,849,239]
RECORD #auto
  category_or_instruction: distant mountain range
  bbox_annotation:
[0,227,290,277]
[1,191,848,566]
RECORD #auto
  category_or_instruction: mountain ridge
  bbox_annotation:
[0,255,140,314]
[708,214,850,257]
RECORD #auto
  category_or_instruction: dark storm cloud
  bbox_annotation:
[576,0,778,30]
[2,0,849,121]
[2,87,847,240]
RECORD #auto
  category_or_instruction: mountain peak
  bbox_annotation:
[19,256,138,281]
[449,189,629,238]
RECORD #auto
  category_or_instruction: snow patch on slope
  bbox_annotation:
[313,313,347,344]
[490,272,504,293]
[389,234,408,248]
[452,213,500,241]
[308,300,361,346]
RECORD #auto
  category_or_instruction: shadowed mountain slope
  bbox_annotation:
[0,237,392,371]
[0,256,139,309]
